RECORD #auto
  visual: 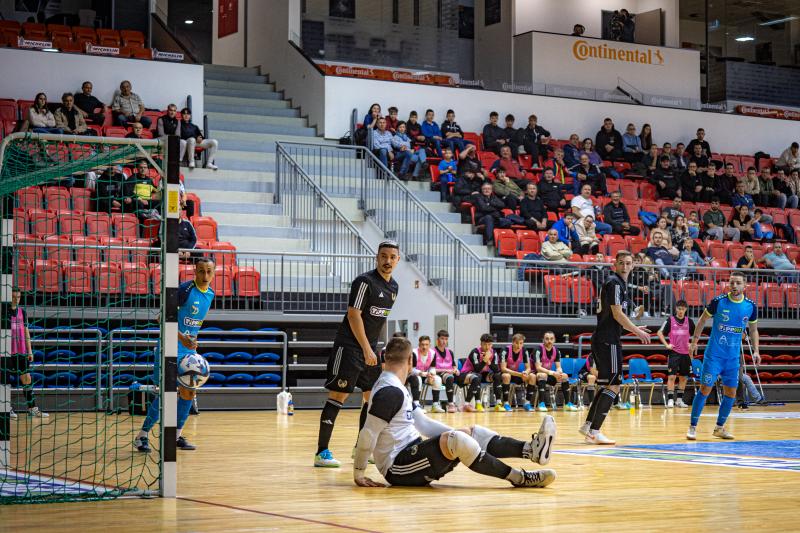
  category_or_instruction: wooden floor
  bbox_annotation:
[2,404,800,532]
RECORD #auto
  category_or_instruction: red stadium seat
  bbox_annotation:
[517,230,540,254]
[104,126,127,138]
[627,236,647,255]
[57,211,84,236]
[63,262,92,294]
[544,275,570,304]
[112,213,139,239]
[192,216,218,241]
[494,229,517,257]
[14,259,33,292]
[638,182,657,200]
[120,29,145,48]
[213,266,234,297]
[782,284,799,309]
[100,236,127,264]
[463,132,482,151]
[0,99,17,121]
[706,241,727,262]
[44,235,72,263]
[179,264,195,284]
[29,209,56,236]
[478,151,499,169]
[85,212,111,237]
[16,187,42,210]
[96,28,120,47]
[16,235,42,263]
[35,259,61,294]
[150,265,162,293]
[185,192,202,215]
[123,264,150,295]
[605,234,626,256]
[763,283,783,309]
[13,208,28,235]
[209,241,237,270]
[236,267,262,297]
[95,263,122,295]
[72,27,97,45]
[572,278,595,304]
[727,242,745,263]
[70,187,92,212]
[678,280,703,307]
[129,47,153,60]
[127,238,152,264]
[619,181,638,201]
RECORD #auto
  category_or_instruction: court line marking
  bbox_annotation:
[178,496,382,533]
[556,448,800,472]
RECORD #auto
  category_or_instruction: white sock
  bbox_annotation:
[505,468,524,485]
[176,428,183,439]
[522,441,533,458]
[137,430,148,439]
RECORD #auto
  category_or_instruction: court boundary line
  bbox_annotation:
[178,496,382,532]
[556,449,800,472]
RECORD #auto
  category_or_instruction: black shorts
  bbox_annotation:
[509,375,526,385]
[667,352,691,377]
[592,340,622,386]
[384,437,459,487]
[542,374,559,386]
[324,344,381,393]
[1,354,31,376]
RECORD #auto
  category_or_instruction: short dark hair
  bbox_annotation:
[697,128,705,132]
[792,142,799,149]
[730,271,747,280]
[392,331,406,338]
[388,106,398,113]
[195,257,214,267]
[489,111,498,118]
[505,114,514,121]
[675,300,688,308]
[676,142,685,148]
[446,109,455,115]
[512,333,526,342]
[604,117,613,122]
[529,114,537,121]
[384,337,412,364]
[418,335,430,343]
[711,196,721,203]
[494,167,506,175]
[409,110,418,117]
[725,162,734,168]
[61,92,74,101]
[396,120,406,128]
[436,329,449,339]
[425,108,434,115]
[11,286,21,293]
[659,155,670,162]
[378,240,399,252]
[181,107,191,115]
[616,250,633,261]
[479,333,493,343]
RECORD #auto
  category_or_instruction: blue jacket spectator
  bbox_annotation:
[731,183,755,211]
[421,109,444,157]
[551,214,579,246]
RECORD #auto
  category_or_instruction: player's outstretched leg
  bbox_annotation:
[135,396,160,452]
[176,386,197,450]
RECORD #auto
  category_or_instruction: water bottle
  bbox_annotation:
[277,391,290,414]
[287,399,294,416]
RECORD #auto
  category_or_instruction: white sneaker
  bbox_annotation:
[188,159,196,168]
[667,399,674,408]
[578,421,591,437]
[686,426,697,440]
[511,468,557,488]
[9,409,18,420]
[585,430,615,445]
[205,163,218,171]
[675,399,688,408]
[29,407,49,418]
[712,425,734,440]
[529,415,556,465]
[430,404,445,413]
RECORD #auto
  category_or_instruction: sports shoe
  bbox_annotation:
[686,426,697,440]
[675,399,688,408]
[9,409,17,420]
[494,403,503,412]
[667,399,675,408]
[475,402,485,413]
[462,404,477,413]
[176,436,196,450]
[712,426,734,440]
[511,468,557,488]
[188,159,196,168]
[430,403,445,413]
[564,402,578,412]
[29,407,49,418]
[585,431,615,445]
[314,449,340,468]
[205,163,218,171]
[503,402,512,412]
[578,421,591,437]
[523,402,533,412]
[134,436,151,452]
[537,402,548,412]
[529,415,556,465]
[446,403,457,413]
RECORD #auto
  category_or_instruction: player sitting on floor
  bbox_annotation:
[459,334,503,412]
[353,337,557,488]
[430,330,459,413]
[407,336,439,411]
[534,332,577,412]
[499,333,537,412]
[135,258,215,452]
[657,299,695,408]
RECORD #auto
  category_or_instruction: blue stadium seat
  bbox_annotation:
[113,351,137,363]
[27,371,46,387]
[114,373,137,387]
[206,372,226,387]
[230,327,252,341]
[225,351,253,364]
[253,373,281,387]
[253,352,280,364]
[627,358,665,406]
[200,327,223,341]
[137,350,155,363]
[31,349,45,363]
[224,373,254,386]
[80,351,102,364]
[46,349,77,363]
[203,352,225,364]
[80,372,108,388]
[258,327,280,340]
[45,371,79,388]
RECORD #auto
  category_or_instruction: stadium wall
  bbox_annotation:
[0,48,204,121]
[211,0,246,66]
[323,75,797,156]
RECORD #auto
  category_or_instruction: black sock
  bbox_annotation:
[526,384,536,404]
[587,385,595,403]
[537,380,547,404]
[468,376,480,402]
[501,383,510,403]
[444,376,454,403]
[432,389,440,404]
[486,435,525,458]
[560,381,570,403]
[677,389,684,401]
[407,376,420,402]
[667,390,675,401]
[317,399,342,454]
[358,402,369,432]
[467,451,512,480]
[24,386,36,408]
[586,388,602,424]
[492,376,503,404]
[590,388,618,431]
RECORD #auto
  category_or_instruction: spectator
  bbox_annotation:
[703,198,740,242]
[94,165,125,212]
[571,184,612,234]
[579,138,604,166]
[777,142,800,172]
[603,191,640,236]
[774,168,799,209]
[130,160,161,220]
[406,111,426,150]
[639,123,654,151]
[474,181,512,245]
[642,144,660,176]
[542,228,573,263]
[73,81,106,125]
[629,255,675,317]
[688,142,711,177]
[646,230,677,278]
[687,128,711,157]
[178,211,198,260]
[363,103,381,130]
[737,245,758,271]
[437,147,458,202]
[715,162,738,204]
[676,238,709,280]
[27,93,62,134]
[520,183,549,231]
[575,215,601,255]
[662,141,672,157]
[54,92,93,135]
[651,155,681,199]
[157,103,184,157]
[371,117,395,168]
[571,24,585,37]
[731,204,758,242]
[538,168,567,213]
[680,161,704,202]
[544,148,571,191]
[421,109,444,158]
[493,168,523,209]
[493,145,531,188]
[619,9,635,42]
[112,80,150,128]
[671,215,705,257]
[570,153,607,196]
[622,123,644,162]
[482,111,509,155]
[440,109,471,154]
[759,167,786,208]
[563,133,582,167]
[391,121,425,180]
[732,181,756,211]
[384,106,399,134]
[125,122,145,139]
[742,166,763,205]
[180,108,218,170]
[503,114,521,154]
[687,210,701,239]
[552,212,579,247]
[520,114,551,162]
[595,117,623,161]
[451,169,483,208]
[762,242,799,283]
[458,144,488,179]
[670,142,688,171]
[752,208,773,240]
[661,197,685,224]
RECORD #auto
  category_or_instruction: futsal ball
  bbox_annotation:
[177,353,210,389]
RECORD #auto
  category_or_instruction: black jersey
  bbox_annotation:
[334,269,398,349]
[595,272,629,344]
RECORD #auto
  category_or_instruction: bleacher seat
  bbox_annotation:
[253,373,281,387]
[112,213,139,239]
[206,373,226,387]
[213,266,234,296]
[46,349,78,363]
[101,236,127,263]
[494,229,517,257]
[517,230,540,254]
[58,211,84,236]
[225,352,254,364]
[85,212,111,237]
[544,275,570,304]
[64,262,93,294]
[45,371,79,388]
[45,186,71,211]
[224,373,254,387]
[35,260,61,293]
[45,235,72,263]
[16,188,42,211]
[123,264,150,295]
[236,267,261,297]
[193,217,218,241]
[253,352,281,364]
[95,263,122,295]
[29,209,57,236]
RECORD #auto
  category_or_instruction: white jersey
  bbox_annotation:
[370,371,420,476]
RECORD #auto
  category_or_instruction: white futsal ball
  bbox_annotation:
[177,353,210,389]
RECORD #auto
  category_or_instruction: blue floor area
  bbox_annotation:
[624,440,800,459]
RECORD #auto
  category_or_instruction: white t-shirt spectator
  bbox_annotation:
[571,195,595,219]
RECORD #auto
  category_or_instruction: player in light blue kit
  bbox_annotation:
[687,271,760,441]
[135,258,215,452]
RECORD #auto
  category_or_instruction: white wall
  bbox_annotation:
[0,48,203,120]
[324,76,798,156]
[211,0,245,67]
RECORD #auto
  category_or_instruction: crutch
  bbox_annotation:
[743,330,766,402]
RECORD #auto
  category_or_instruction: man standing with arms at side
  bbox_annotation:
[579,251,651,445]
[315,241,401,467]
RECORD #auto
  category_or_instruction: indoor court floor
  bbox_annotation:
[2,405,799,532]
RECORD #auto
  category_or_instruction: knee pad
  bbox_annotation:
[432,375,442,389]
[470,424,499,450]
[445,430,481,466]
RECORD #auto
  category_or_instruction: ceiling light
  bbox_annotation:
[759,16,798,26]
[184,19,194,24]
[735,36,755,42]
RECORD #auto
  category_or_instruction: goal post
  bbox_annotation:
[0,132,178,503]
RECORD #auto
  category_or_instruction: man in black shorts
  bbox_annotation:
[314,241,400,468]
[579,251,650,445]
[353,337,556,489]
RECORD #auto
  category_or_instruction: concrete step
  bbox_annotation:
[190,179,274,194]
[204,87,283,100]
[206,102,300,118]
[204,79,277,92]
[204,71,269,84]
[213,150,276,172]
[218,225,301,240]
[193,188,274,204]
[186,168,276,182]
[205,94,292,110]
[211,131,330,152]
[207,212,288,228]
[207,112,307,128]
[202,201,284,216]
[223,235,311,253]
[204,64,261,75]
[208,117,316,137]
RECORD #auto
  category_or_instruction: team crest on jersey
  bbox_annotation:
[391,293,396,301]
[191,302,200,315]
[337,379,348,388]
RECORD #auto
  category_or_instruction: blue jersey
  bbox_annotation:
[177,280,215,357]
[704,293,757,360]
